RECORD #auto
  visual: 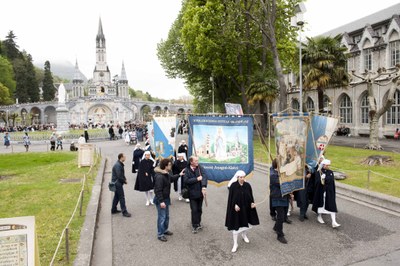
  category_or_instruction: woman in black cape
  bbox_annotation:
[225,170,259,253]
[134,151,156,206]
[172,153,188,201]
[132,143,144,173]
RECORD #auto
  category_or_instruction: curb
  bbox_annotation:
[254,162,400,214]
[74,157,107,266]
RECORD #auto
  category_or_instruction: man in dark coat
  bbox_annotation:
[312,159,340,228]
[183,156,208,233]
[132,144,144,173]
[111,153,131,217]
[225,170,259,252]
[84,129,89,143]
[134,151,156,205]
[153,158,184,242]
[172,153,188,201]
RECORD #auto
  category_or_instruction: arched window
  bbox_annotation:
[323,95,331,112]
[360,94,369,124]
[339,94,352,124]
[386,90,400,125]
[306,97,315,112]
[292,99,300,111]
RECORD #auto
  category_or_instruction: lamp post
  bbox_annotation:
[291,3,306,113]
[209,76,215,113]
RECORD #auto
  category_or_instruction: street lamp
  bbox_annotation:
[291,3,306,113]
[209,76,215,113]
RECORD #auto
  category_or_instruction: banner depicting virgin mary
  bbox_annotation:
[153,116,177,159]
[188,115,253,184]
[273,114,309,195]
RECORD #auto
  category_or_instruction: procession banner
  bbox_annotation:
[146,121,155,149]
[188,115,253,184]
[306,115,339,169]
[225,103,244,115]
[273,114,309,195]
[153,116,177,159]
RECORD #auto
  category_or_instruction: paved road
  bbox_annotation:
[91,138,400,266]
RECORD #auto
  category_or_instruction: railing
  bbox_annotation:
[49,148,101,265]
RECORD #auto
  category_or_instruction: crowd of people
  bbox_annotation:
[110,136,340,252]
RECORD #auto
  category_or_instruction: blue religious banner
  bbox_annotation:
[306,115,338,169]
[273,113,309,196]
[188,115,254,184]
[153,116,177,159]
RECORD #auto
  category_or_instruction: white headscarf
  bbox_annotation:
[318,159,331,171]
[227,170,246,188]
[142,150,156,166]
[177,152,187,162]
[134,143,142,150]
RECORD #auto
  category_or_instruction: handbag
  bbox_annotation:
[108,180,117,192]
[181,187,189,199]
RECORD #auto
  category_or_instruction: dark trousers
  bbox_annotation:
[189,197,203,228]
[112,182,127,213]
[298,189,309,217]
[50,141,56,151]
[270,196,288,221]
[273,206,285,237]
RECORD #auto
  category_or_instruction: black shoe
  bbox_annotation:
[122,212,131,217]
[158,236,167,242]
[277,236,288,244]
[271,216,277,221]
[304,215,308,220]
[284,219,292,224]
[111,210,122,214]
[164,231,173,236]
[299,216,305,222]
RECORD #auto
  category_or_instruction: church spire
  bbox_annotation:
[73,59,83,81]
[96,17,106,48]
[120,61,128,81]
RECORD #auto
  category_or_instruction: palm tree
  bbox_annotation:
[301,34,349,113]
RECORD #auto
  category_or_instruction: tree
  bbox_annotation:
[351,67,400,150]
[42,61,55,101]
[24,54,40,102]
[302,34,349,112]
[0,55,16,102]
[2,31,22,60]
[0,82,13,105]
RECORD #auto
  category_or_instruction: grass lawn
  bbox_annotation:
[0,152,99,265]
[253,136,400,198]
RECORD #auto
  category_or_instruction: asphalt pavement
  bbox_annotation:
[90,137,400,266]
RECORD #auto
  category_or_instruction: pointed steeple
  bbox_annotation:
[73,59,83,81]
[120,61,128,81]
[96,17,106,48]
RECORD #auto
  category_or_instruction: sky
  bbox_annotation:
[0,0,399,100]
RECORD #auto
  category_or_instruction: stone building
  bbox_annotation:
[0,19,192,128]
[287,3,400,138]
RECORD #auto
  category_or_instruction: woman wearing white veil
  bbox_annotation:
[134,151,156,205]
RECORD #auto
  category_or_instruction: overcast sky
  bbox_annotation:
[0,0,399,99]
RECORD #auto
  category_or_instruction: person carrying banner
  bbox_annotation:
[295,165,312,221]
[172,153,188,201]
[134,151,156,206]
[183,156,208,234]
[270,158,289,244]
[225,170,259,253]
[312,159,341,228]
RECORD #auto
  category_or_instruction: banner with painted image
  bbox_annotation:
[146,121,155,150]
[225,103,244,115]
[188,115,253,184]
[273,114,309,195]
[306,115,339,169]
[153,116,177,159]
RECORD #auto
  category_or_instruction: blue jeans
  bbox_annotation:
[155,198,170,237]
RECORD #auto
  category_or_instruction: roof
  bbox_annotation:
[319,3,400,37]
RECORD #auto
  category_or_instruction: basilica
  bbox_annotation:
[0,19,192,128]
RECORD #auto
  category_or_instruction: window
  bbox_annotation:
[339,94,352,124]
[306,97,315,112]
[292,99,300,111]
[323,95,331,112]
[360,94,369,124]
[364,48,372,71]
[386,90,400,125]
[390,41,400,67]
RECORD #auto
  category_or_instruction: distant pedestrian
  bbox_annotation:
[23,132,30,152]
[3,132,10,149]
[183,156,208,234]
[270,158,289,244]
[312,159,341,228]
[56,135,63,150]
[84,129,89,143]
[50,132,56,151]
[153,158,184,242]
[118,126,123,139]
[225,170,259,253]
[78,134,85,145]
[134,151,156,206]
[111,153,131,217]
[109,126,115,140]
